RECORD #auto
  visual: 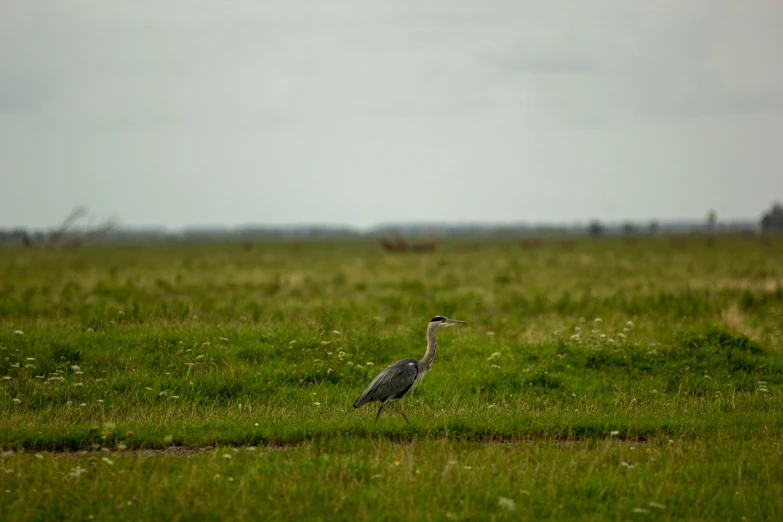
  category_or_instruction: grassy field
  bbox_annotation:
[1,236,782,520]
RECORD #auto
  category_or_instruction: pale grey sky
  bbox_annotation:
[1,0,782,229]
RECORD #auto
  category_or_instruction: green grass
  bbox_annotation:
[1,236,782,520]
[4,436,782,521]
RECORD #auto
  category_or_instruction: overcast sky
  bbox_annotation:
[1,0,782,229]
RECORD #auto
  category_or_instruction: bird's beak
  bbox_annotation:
[445,319,467,326]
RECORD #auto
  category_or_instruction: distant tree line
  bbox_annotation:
[585,202,782,238]
[761,202,783,232]
[2,203,782,247]
[0,207,117,247]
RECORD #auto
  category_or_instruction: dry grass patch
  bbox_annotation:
[721,303,763,343]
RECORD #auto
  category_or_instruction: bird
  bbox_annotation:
[353,315,467,422]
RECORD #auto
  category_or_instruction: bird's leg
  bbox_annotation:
[400,400,409,423]
[375,402,385,423]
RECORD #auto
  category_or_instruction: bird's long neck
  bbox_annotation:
[418,322,438,372]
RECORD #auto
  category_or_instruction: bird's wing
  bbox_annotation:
[353,358,418,408]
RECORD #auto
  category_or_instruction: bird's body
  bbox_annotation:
[353,315,466,422]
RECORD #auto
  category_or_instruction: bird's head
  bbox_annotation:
[429,315,467,328]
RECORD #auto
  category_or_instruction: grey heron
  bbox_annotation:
[353,315,467,422]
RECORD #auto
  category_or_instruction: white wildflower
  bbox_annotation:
[68,466,87,477]
[498,497,516,511]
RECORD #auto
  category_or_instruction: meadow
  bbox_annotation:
[1,236,782,520]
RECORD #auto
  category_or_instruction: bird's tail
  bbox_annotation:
[353,392,371,408]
